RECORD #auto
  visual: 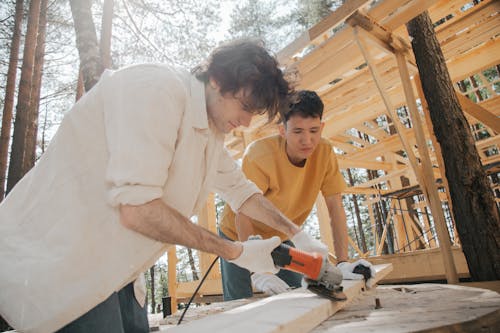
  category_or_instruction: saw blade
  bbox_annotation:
[307,283,347,301]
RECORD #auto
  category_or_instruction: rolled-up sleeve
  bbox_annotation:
[214,148,261,211]
[101,66,186,207]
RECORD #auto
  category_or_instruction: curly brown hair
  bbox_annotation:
[193,39,292,122]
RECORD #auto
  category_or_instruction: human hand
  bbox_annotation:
[251,273,290,295]
[291,230,329,257]
[337,259,376,287]
[228,235,281,274]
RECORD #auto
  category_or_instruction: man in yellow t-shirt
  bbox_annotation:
[219,90,374,301]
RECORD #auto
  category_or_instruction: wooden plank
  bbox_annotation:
[368,0,439,30]
[277,0,372,66]
[168,264,393,333]
[370,247,469,283]
[316,195,335,256]
[168,247,179,314]
[336,156,398,171]
[457,93,500,133]
[311,284,500,332]
[447,38,500,82]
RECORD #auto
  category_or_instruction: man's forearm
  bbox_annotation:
[120,199,242,260]
[235,213,256,241]
[238,193,300,239]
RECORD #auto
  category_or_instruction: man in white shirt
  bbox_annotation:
[0,40,328,333]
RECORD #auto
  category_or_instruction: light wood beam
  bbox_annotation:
[168,247,178,314]
[396,51,458,283]
[277,0,372,66]
[457,93,500,134]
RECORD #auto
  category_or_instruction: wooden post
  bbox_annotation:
[316,195,335,256]
[395,51,458,283]
[167,247,178,314]
[197,193,220,279]
[353,26,458,283]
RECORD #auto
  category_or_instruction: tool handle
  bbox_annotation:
[271,243,293,267]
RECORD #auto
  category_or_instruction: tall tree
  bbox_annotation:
[149,267,155,313]
[296,0,340,28]
[7,0,42,194]
[23,0,49,172]
[69,0,103,92]
[407,11,500,280]
[347,169,367,252]
[0,0,24,201]
[99,0,114,69]
[228,0,298,52]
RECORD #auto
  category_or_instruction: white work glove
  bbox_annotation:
[291,230,329,257]
[251,273,290,295]
[337,259,377,288]
[133,274,147,307]
[228,235,281,274]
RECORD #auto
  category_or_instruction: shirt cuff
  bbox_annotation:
[108,185,163,207]
[223,182,262,212]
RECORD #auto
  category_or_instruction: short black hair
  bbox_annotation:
[193,39,292,122]
[282,90,324,123]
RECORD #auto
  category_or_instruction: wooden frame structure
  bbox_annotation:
[167,0,500,311]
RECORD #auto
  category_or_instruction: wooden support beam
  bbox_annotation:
[336,156,399,171]
[395,51,458,283]
[168,246,178,314]
[457,93,500,134]
[197,194,220,280]
[353,25,458,282]
[277,0,372,66]
[315,195,335,256]
[168,264,393,333]
[368,0,439,31]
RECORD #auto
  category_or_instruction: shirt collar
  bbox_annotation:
[189,75,209,130]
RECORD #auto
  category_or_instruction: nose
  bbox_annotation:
[301,132,312,145]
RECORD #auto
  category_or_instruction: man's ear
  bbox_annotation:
[208,77,220,91]
[279,123,286,137]
[320,121,325,134]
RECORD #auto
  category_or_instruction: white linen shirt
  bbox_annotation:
[0,64,260,333]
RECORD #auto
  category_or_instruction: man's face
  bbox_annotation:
[280,114,324,165]
[205,79,254,133]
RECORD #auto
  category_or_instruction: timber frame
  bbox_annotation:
[168,0,500,310]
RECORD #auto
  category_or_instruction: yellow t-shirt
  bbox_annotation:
[219,135,346,241]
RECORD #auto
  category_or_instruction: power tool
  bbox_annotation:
[271,243,347,301]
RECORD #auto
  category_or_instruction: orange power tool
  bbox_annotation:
[271,243,347,301]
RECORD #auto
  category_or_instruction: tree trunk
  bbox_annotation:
[70,0,103,92]
[407,11,500,280]
[347,168,367,252]
[6,0,42,194]
[0,0,24,202]
[186,248,199,280]
[23,0,48,173]
[100,0,114,69]
[150,266,155,313]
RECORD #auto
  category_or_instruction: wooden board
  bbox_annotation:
[165,264,393,333]
[311,283,500,332]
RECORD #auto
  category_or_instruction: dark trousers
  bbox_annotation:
[56,281,149,333]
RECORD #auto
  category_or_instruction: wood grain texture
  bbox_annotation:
[167,264,393,333]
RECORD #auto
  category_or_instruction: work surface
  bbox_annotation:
[157,282,500,333]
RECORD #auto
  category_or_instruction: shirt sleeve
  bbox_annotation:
[241,153,270,193]
[321,148,347,197]
[213,148,261,212]
[101,66,187,207]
